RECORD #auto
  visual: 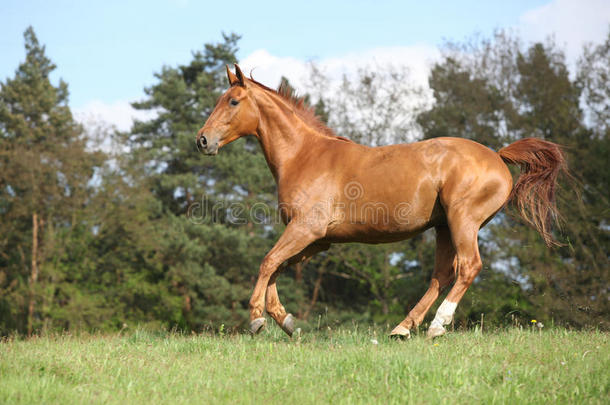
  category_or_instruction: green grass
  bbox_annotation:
[0,325,608,404]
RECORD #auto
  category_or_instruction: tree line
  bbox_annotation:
[0,27,607,336]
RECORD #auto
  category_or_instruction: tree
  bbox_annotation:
[309,64,426,146]
[0,27,103,335]
[578,30,610,135]
[416,57,511,149]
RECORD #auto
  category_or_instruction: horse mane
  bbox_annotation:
[245,77,352,142]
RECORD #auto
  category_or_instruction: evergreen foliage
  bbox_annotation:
[0,27,607,335]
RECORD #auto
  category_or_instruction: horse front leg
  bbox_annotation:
[249,221,325,335]
[265,242,330,336]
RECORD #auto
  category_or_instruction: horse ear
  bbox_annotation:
[226,65,239,86]
[234,63,246,87]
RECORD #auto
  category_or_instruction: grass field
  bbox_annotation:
[0,325,608,404]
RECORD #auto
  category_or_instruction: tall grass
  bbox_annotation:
[0,325,608,404]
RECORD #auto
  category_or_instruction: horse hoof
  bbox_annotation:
[281,314,295,337]
[389,325,411,340]
[250,317,266,335]
[427,325,446,339]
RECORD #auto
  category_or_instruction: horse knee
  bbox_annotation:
[258,256,280,277]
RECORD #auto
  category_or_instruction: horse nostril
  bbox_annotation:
[200,136,208,148]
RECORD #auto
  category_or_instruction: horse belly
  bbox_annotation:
[324,197,444,244]
[324,223,433,244]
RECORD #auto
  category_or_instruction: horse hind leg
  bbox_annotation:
[390,226,456,339]
[427,213,483,338]
[426,170,511,338]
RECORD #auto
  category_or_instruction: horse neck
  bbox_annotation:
[253,91,322,183]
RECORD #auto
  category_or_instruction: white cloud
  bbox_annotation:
[239,44,440,96]
[239,50,310,90]
[74,99,155,133]
[317,45,439,90]
[518,0,610,64]
[74,99,157,154]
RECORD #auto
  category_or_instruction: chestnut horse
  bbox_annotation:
[196,64,566,339]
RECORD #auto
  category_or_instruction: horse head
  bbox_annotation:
[196,64,259,155]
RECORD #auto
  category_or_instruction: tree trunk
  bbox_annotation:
[295,262,302,283]
[295,262,303,318]
[184,294,192,313]
[27,212,39,336]
[303,268,324,321]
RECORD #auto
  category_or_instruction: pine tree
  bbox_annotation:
[0,27,103,335]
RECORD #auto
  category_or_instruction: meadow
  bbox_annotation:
[0,324,608,404]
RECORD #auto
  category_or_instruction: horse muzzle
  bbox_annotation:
[196,133,219,155]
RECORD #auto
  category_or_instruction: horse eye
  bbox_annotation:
[230,99,239,106]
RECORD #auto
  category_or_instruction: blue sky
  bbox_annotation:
[1,0,608,129]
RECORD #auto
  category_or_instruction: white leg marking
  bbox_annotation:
[390,325,411,339]
[430,300,457,329]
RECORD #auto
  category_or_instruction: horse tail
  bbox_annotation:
[498,138,568,247]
